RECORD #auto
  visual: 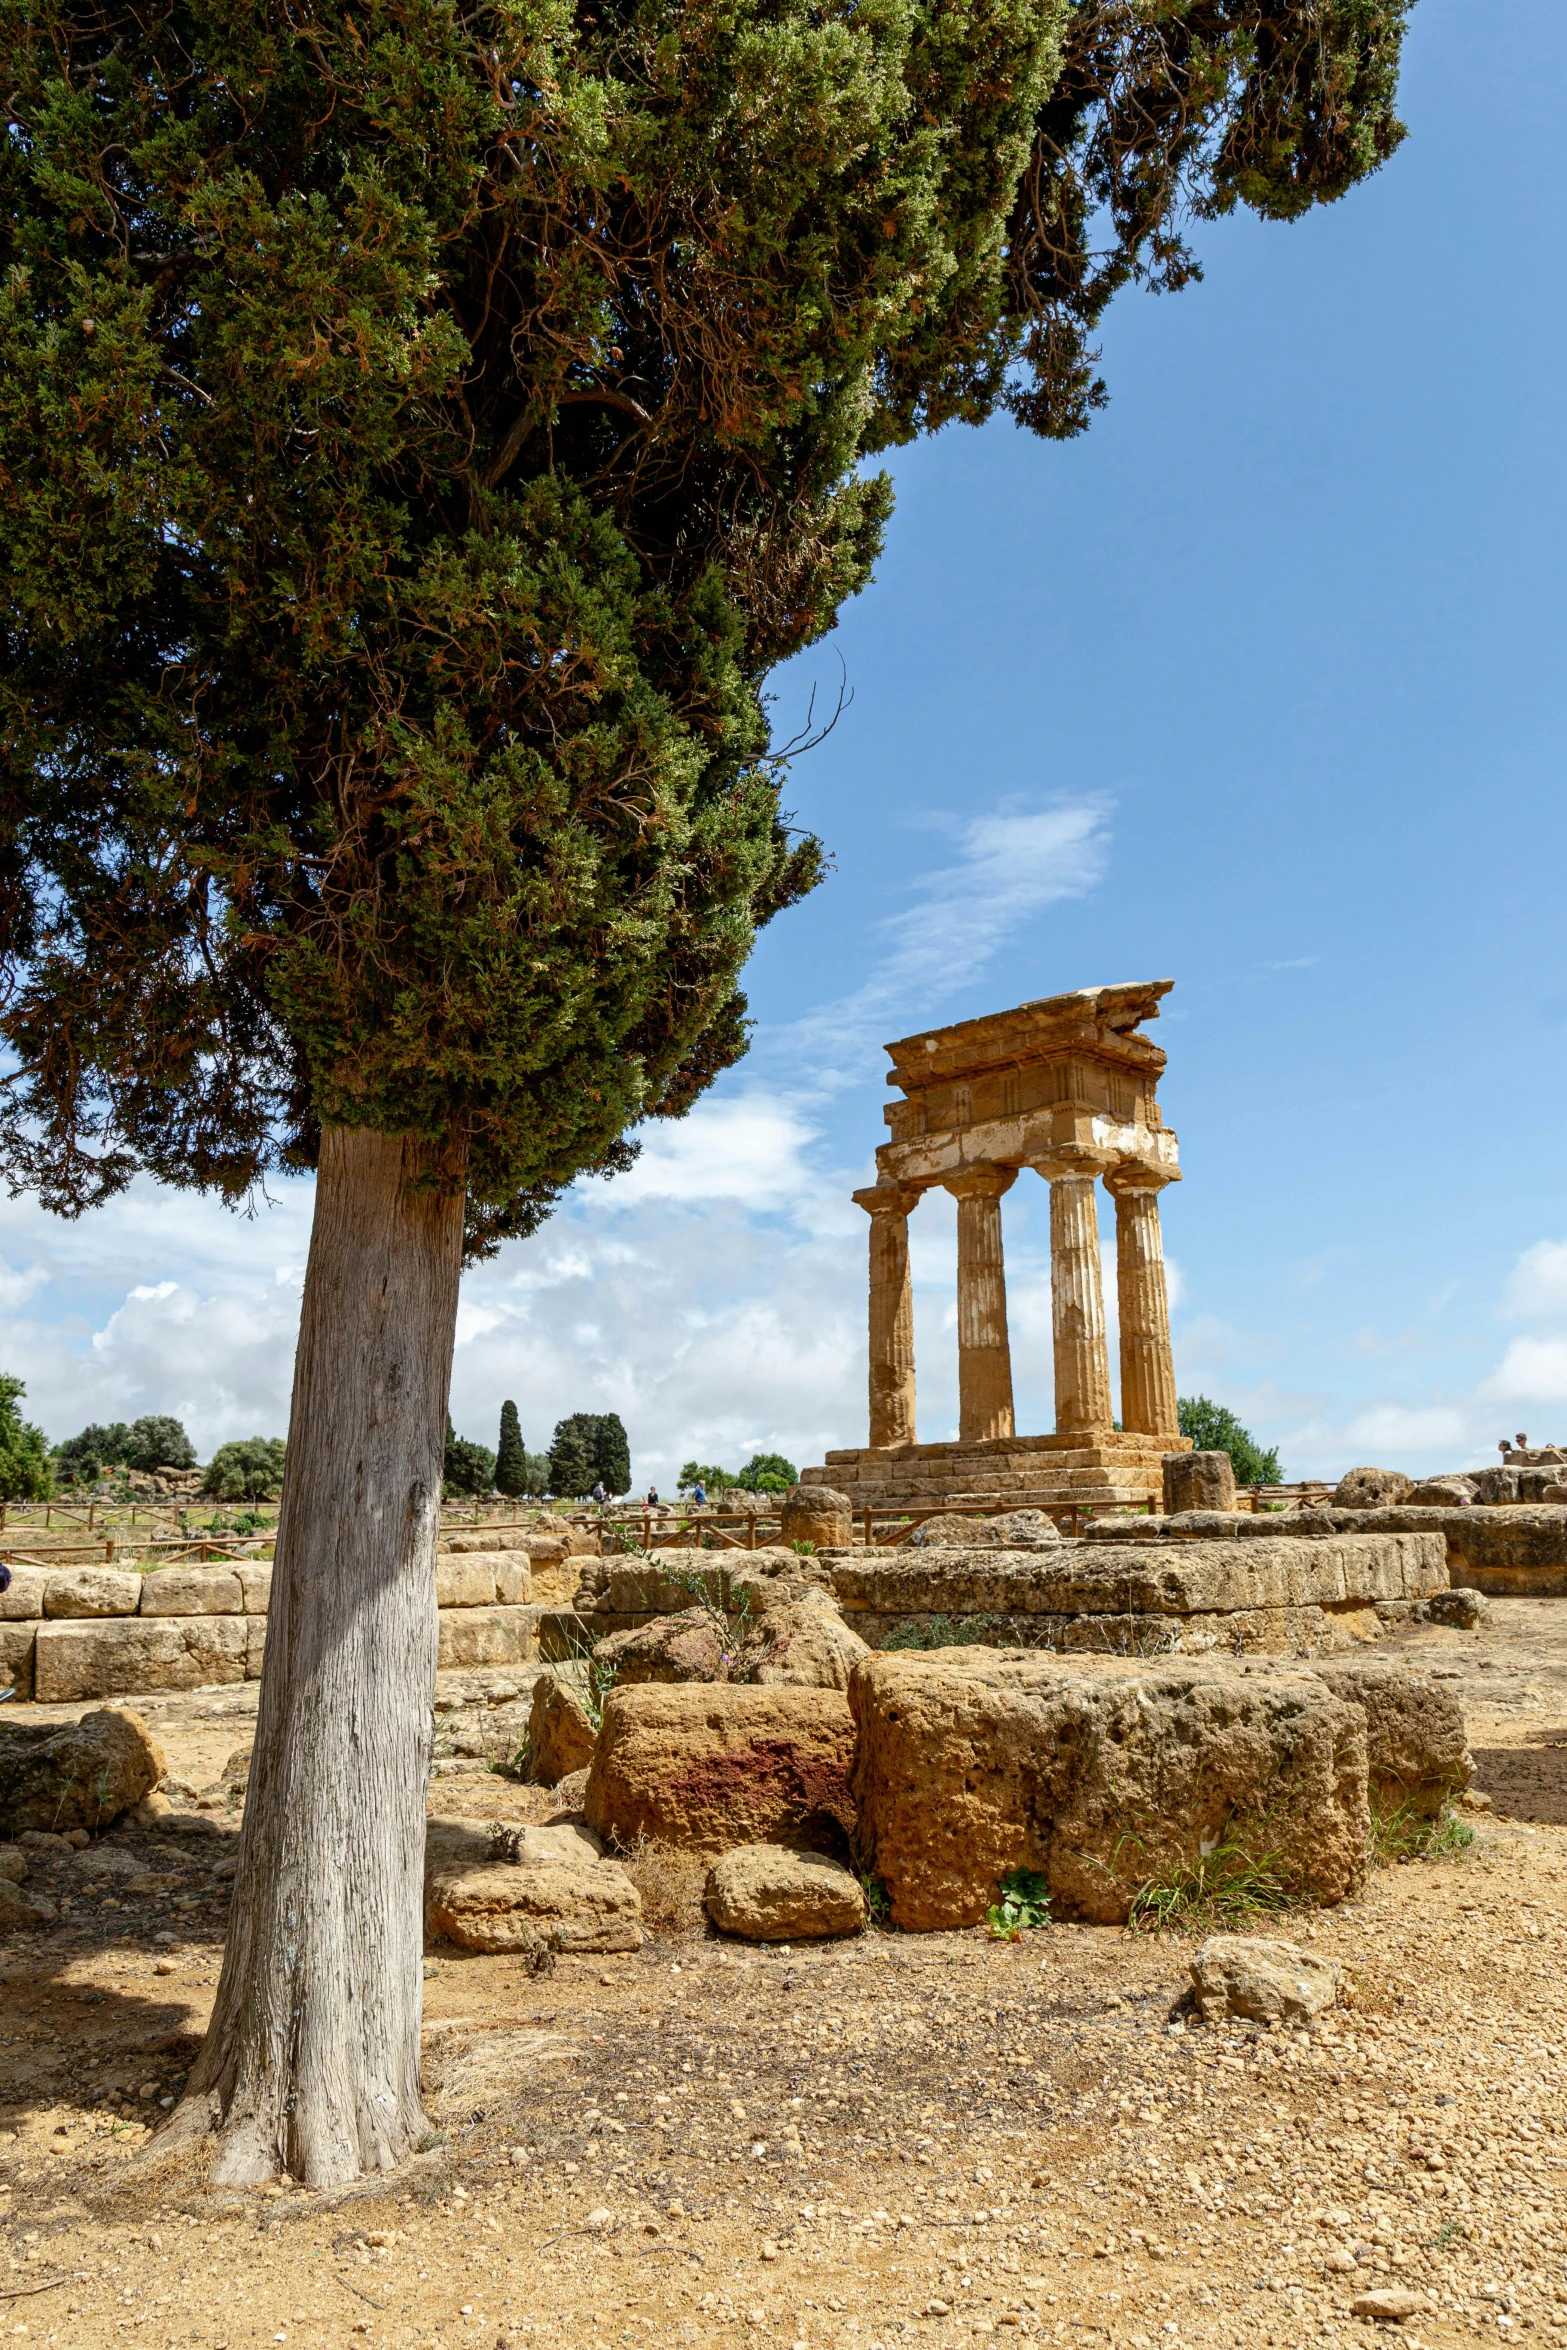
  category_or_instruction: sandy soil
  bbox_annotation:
[2,1601,1565,2350]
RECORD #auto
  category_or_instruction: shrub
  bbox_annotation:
[203,1437,288,1502]
[0,1375,51,1502]
[734,1452,798,1494]
[444,1423,496,1495]
[1177,1396,1282,1488]
[123,1414,197,1472]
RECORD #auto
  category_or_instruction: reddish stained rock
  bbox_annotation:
[585,1683,855,1853]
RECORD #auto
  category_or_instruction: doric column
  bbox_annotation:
[1106,1169,1180,1438]
[941,1165,1017,1444]
[853,1185,921,1450]
[1045,1167,1114,1435]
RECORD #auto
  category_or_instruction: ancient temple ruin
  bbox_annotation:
[802,980,1190,1514]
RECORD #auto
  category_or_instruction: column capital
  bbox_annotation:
[853,1182,925,1219]
[1103,1161,1181,1199]
[1029,1148,1114,1184]
[940,1162,1017,1203]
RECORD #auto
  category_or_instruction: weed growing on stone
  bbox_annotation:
[858,1873,893,1930]
[881,1614,1006,1651]
[986,1868,1052,1940]
[1125,1832,1295,1934]
[1369,1801,1475,1867]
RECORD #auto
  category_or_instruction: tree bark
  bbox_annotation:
[166,1127,465,2187]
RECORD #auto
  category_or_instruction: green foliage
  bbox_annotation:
[552,1413,630,1495]
[0,0,1412,1245]
[986,1866,1052,1939]
[494,1401,528,1500]
[1369,1801,1475,1867]
[547,1422,596,1500]
[1125,1827,1294,1934]
[444,1421,496,1495]
[735,1452,798,1494]
[1177,1395,1282,1488]
[881,1613,1009,1650]
[54,1420,130,1484]
[203,1437,288,1502]
[122,1415,196,1472]
[523,1450,552,1495]
[678,1462,732,1495]
[0,1374,52,1502]
[859,1873,892,1931]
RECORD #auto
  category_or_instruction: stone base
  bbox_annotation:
[800,1428,1191,1517]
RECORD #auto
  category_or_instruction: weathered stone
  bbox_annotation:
[593,1610,729,1686]
[780,1485,853,1552]
[42,1567,144,1618]
[1334,1466,1413,1510]
[442,1529,535,1554]
[586,1683,856,1853]
[0,1704,166,1835]
[849,1649,1368,1931]
[704,1844,866,1941]
[0,1843,25,1880]
[1436,1505,1567,1596]
[1425,1586,1486,1628]
[436,1604,534,1670]
[1472,1464,1563,1505]
[494,1558,531,1605]
[435,1554,500,1610]
[1312,1661,1471,1818]
[0,1624,36,1702]
[751,1599,870,1692]
[138,1567,244,1616]
[1350,2288,1432,2321]
[909,1509,1061,1549]
[424,1816,641,1953]
[1163,1452,1236,1514]
[0,1566,47,1621]
[0,1879,57,1932]
[527,1667,599,1785]
[237,1563,273,1614]
[1188,1934,1341,2024]
[34,1614,250,1702]
[1406,1477,1474,1507]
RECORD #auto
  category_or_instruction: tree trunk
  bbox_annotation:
[167,1127,465,2187]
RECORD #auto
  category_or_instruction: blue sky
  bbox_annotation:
[4,0,1565,1486]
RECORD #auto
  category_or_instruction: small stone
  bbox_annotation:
[153,1959,176,1976]
[1351,2288,1432,2320]
[1189,1934,1341,2025]
[508,2146,530,2167]
[585,2206,613,2232]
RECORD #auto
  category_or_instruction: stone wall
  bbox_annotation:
[0,1553,546,1703]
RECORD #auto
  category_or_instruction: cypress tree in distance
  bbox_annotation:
[495,1402,528,1501]
[547,1422,596,1501]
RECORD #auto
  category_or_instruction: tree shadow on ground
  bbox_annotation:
[1469,1728,1567,1826]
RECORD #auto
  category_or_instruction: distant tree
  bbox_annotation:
[124,1414,197,1472]
[0,1375,52,1502]
[54,1420,132,1484]
[678,1461,733,1495]
[734,1452,798,1494]
[203,1438,289,1502]
[523,1452,552,1497]
[550,1411,632,1496]
[1177,1396,1281,1489]
[547,1422,596,1500]
[443,1423,496,1496]
[494,1403,528,1501]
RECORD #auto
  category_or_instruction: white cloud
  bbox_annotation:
[1502,1239,1567,1321]
[584,1095,831,1215]
[1478,1337,1567,1409]
[1343,1404,1471,1453]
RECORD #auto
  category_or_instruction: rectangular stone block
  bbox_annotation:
[1434,1505,1567,1597]
[138,1567,244,1617]
[0,1566,47,1621]
[435,1555,497,1610]
[442,1529,534,1555]
[436,1604,537,1671]
[246,1616,268,1677]
[34,1613,250,1702]
[237,1563,272,1613]
[43,1567,143,1619]
[495,1558,531,1605]
[0,1623,36,1701]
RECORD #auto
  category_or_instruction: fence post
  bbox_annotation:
[105,1538,115,1562]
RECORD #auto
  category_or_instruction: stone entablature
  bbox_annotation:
[843,982,1190,1491]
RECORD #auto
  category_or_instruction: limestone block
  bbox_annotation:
[138,1567,244,1617]
[436,1604,533,1671]
[1163,1452,1236,1514]
[43,1567,143,1619]
[0,1704,167,1835]
[442,1529,535,1554]
[1188,1934,1341,2024]
[780,1485,853,1551]
[246,1616,269,1677]
[0,1567,47,1621]
[751,1599,870,1693]
[848,1649,1368,1931]
[1407,1477,1475,1506]
[1312,1661,1471,1818]
[0,1625,36,1702]
[34,1614,250,1703]
[527,1667,598,1785]
[238,1563,273,1613]
[1438,1504,1567,1596]
[1334,1466,1413,1510]
[586,1683,856,1853]
[593,1610,729,1686]
[424,1816,641,1953]
[494,1557,531,1605]
[435,1555,497,1610]
[704,1844,866,1941]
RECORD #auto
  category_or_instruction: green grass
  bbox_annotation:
[1125,1830,1297,1935]
[1369,1800,1475,1866]
[881,1614,1016,1651]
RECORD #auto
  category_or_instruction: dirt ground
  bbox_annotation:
[3,1599,1566,2350]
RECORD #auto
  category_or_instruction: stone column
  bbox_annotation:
[853,1186,921,1450]
[942,1166,1017,1444]
[1106,1170,1180,1438]
[1045,1168,1114,1435]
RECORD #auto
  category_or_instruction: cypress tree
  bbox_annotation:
[547,1421,596,1500]
[0,0,1411,2187]
[495,1402,528,1500]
